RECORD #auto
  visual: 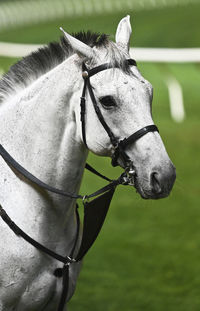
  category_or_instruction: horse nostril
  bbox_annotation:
[151,172,162,194]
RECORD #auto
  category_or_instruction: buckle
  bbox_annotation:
[82,195,89,205]
[82,71,88,78]
[126,163,136,185]
[119,164,136,186]
[65,256,76,266]
[120,173,130,185]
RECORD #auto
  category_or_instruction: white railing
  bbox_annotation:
[130,48,200,63]
[1,42,199,123]
[0,42,42,58]
[1,42,200,63]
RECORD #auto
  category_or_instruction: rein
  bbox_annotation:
[0,144,123,200]
[0,58,159,311]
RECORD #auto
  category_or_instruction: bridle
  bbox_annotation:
[0,58,159,311]
[80,58,159,172]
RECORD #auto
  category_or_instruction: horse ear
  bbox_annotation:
[60,27,94,59]
[115,15,132,53]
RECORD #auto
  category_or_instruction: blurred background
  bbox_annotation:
[0,0,200,310]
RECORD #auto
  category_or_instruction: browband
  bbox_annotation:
[87,58,137,77]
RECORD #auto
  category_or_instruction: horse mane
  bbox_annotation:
[0,31,129,103]
[0,32,109,103]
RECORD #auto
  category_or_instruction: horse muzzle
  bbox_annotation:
[134,162,176,199]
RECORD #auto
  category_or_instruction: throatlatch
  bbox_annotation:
[0,58,159,311]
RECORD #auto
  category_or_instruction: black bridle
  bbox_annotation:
[80,58,159,168]
[0,58,159,311]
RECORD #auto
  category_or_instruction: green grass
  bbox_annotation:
[0,3,200,311]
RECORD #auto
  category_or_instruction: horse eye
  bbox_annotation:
[99,96,116,109]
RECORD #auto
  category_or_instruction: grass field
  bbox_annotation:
[0,2,200,311]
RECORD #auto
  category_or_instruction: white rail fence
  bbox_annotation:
[1,42,199,122]
[0,0,199,123]
[0,0,199,32]
[0,42,200,63]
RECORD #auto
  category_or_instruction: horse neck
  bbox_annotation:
[0,55,87,215]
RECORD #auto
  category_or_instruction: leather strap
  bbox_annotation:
[57,206,80,310]
[80,59,159,168]
[0,144,82,199]
[0,204,78,265]
[87,78,118,147]
[0,144,117,200]
[57,264,70,311]
[0,202,80,311]
[88,58,136,78]
[111,125,159,167]
[80,59,137,151]
[85,163,112,182]
[80,76,88,148]
[118,125,159,148]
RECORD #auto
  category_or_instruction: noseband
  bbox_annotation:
[80,58,159,168]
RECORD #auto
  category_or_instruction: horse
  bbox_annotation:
[0,15,176,311]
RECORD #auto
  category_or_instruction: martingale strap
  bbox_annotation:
[0,204,78,265]
[0,202,80,311]
[76,186,115,261]
[0,143,119,311]
[0,186,115,311]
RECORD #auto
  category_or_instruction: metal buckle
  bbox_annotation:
[82,71,89,78]
[123,164,136,186]
[82,195,89,205]
[65,256,76,266]
[121,174,130,185]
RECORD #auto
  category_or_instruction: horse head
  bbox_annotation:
[61,16,176,200]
